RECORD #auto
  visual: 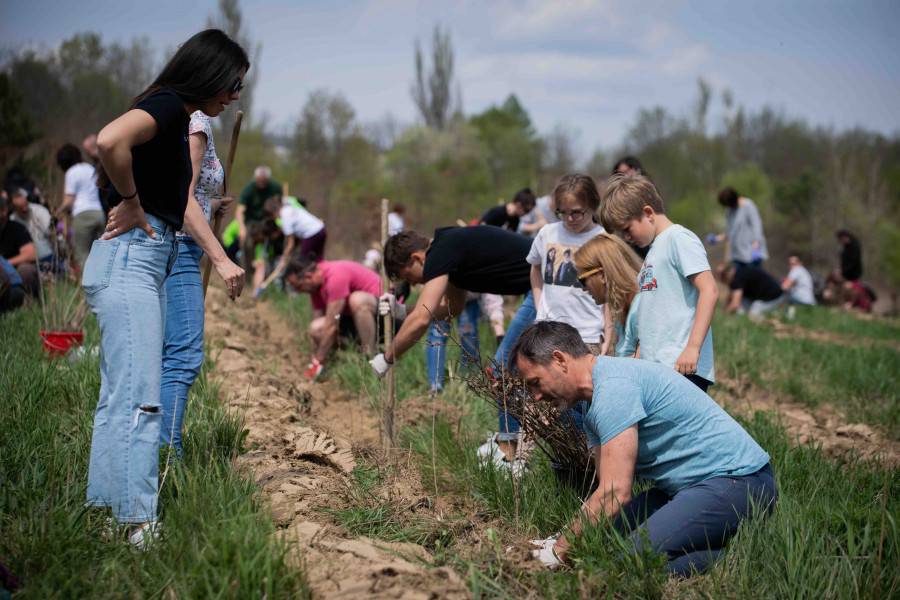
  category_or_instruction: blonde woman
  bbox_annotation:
[573,233,643,356]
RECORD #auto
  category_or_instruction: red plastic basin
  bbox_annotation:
[40,330,84,357]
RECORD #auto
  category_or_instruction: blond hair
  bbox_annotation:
[599,173,665,232]
[573,233,642,331]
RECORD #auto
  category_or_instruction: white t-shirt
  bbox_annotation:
[388,212,404,236]
[786,265,816,305]
[11,202,53,259]
[518,195,559,237]
[279,204,324,239]
[634,224,715,383]
[527,222,605,343]
[64,162,103,216]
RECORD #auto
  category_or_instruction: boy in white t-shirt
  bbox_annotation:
[600,174,718,392]
[528,174,608,353]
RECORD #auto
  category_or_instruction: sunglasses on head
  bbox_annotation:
[576,266,602,285]
[229,78,245,94]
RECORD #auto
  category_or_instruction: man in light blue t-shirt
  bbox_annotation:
[513,321,776,577]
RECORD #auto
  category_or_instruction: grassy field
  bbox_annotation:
[0,302,308,599]
[4,287,898,599]
[270,290,899,598]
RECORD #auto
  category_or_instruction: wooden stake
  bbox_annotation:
[380,198,396,451]
[203,110,244,297]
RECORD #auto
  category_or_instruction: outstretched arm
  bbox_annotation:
[554,426,638,561]
[385,275,456,362]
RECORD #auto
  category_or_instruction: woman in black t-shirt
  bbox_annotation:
[82,29,249,546]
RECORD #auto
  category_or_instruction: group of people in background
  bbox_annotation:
[0,26,884,581]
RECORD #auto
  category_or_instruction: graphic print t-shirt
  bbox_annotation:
[633,224,715,382]
[527,222,606,343]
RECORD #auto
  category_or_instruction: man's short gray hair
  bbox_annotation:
[510,321,590,369]
[12,188,28,199]
[254,165,272,179]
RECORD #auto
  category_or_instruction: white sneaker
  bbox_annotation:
[476,434,527,478]
[128,521,161,550]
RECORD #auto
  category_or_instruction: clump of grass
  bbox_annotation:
[323,461,459,554]
[0,297,308,598]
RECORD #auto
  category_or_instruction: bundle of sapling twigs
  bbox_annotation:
[464,364,589,468]
[444,322,592,478]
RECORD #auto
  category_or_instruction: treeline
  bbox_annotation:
[1,10,897,304]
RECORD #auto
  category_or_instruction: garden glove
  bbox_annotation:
[369,353,392,378]
[530,535,563,569]
[378,293,407,320]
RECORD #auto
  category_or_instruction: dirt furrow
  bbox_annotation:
[204,286,468,599]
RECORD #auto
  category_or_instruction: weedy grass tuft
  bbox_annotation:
[0,299,308,599]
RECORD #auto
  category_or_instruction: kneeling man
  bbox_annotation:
[514,321,776,576]
[284,255,382,380]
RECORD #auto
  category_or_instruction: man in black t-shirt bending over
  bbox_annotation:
[720,263,785,320]
[480,188,536,231]
[370,227,536,468]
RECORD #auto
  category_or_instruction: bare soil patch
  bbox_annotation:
[765,318,900,351]
[204,286,468,599]
[714,374,900,467]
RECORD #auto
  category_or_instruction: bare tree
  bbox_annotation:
[207,0,261,141]
[411,25,457,130]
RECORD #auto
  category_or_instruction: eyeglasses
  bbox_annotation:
[555,208,588,220]
[576,266,603,285]
[229,78,245,94]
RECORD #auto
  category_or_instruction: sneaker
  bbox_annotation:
[128,521,161,550]
[476,434,527,478]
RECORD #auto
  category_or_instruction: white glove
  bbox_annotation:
[369,353,393,378]
[530,536,563,569]
[378,293,407,320]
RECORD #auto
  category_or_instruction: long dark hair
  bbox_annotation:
[98,29,249,189]
[132,29,249,107]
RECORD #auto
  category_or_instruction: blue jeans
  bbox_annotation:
[425,299,481,391]
[83,215,176,524]
[159,239,205,456]
[494,292,536,441]
[615,463,777,577]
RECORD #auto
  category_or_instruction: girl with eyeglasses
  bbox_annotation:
[527,174,608,354]
[83,29,248,547]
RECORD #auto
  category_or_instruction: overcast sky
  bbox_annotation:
[3,0,899,159]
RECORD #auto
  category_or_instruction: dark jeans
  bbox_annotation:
[684,373,711,393]
[615,463,777,577]
[0,284,25,314]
